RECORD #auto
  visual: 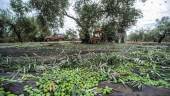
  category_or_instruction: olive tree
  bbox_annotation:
[64,0,103,43]
[101,0,142,43]
[156,17,170,43]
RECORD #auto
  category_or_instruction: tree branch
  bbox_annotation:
[63,10,83,28]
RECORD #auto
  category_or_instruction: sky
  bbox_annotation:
[0,0,10,9]
[128,0,170,33]
[0,0,170,34]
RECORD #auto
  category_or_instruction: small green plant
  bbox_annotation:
[102,86,112,95]
[0,88,16,96]
[0,44,170,96]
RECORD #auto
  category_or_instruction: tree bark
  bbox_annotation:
[120,34,125,43]
[64,11,91,44]
[80,27,90,43]
[11,24,23,42]
[158,32,166,44]
[81,31,90,43]
[63,11,83,28]
[5,20,23,42]
[117,28,126,43]
[15,32,23,42]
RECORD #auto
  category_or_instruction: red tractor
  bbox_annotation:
[90,28,103,44]
[45,34,65,42]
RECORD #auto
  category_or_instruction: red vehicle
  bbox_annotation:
[90,28,103,44]
[45,34,65,42]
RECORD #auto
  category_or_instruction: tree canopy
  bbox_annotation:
[101,0,142,43]
[156,17,170,43]
[128,16,170,43]
[0,0,142,43]
[29,0,69,28]
[64,0,141,43]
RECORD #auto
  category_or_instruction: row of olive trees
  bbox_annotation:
[64,0,141,43]
[1,0,141,43]
[128,29,160,42]
[28,0,142,43]
[128,17,170,43]
[0,0,67,42]
[0,0,52,42]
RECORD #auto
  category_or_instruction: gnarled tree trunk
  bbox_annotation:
[11,24,23,42]
[158,32,166,44]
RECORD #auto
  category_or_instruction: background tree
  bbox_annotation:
[101,0,142,43]
[143,29,160,42]
[64,0,141,43]
[1,0,142,43]
[102,22,116,42]
[0,10,9,39]
[29,0,69,38]
[64,0,102,43]
[0,0,41,42]
[128,32,140,42]
[156,17,170,43]
[10,0,29,42]
[129,29,145,42]
[0,9,20,42]
[128,24,170,43]
[65,29,77,40]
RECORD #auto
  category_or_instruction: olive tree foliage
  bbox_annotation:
[29,0,69,29]
[1,0,141,43]
[64,0,103,43]
[128,29,145,42]
[128,29,159,42]
[0,10,7,38]
[65,29,77,40]
[27,0,141,43]
[29,0,69,39]
[101,0,142,43]
[10,0,29,17]
[156,17,170,43]
[128,17,170,43]
[0,0,29,42]
[102,22,116,42]
[10,0,38,42]
[0,10,12,39]
[143,29,160,42]
[128,32,140,42]
[0,9,25,42]
[64,0,141,43]
[0,0,40,42]
[1,0,69,42]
